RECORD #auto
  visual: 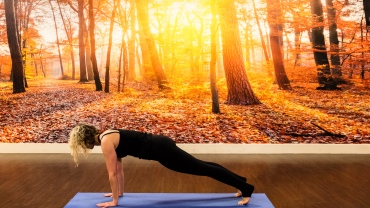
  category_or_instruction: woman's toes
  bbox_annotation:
[237,197,250,205]
[234,190,242,197]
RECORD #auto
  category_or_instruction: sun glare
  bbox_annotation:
[181,2,199,11]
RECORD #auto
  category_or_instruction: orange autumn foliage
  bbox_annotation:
[0,75,369,144]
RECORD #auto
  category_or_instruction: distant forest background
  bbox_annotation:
[0,0,369,144]
[1,0,369,92]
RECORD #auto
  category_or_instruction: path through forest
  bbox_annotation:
[0,78,369,144]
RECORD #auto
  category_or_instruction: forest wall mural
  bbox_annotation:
[0,0,369,144]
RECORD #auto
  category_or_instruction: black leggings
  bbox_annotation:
[150,135,254,197]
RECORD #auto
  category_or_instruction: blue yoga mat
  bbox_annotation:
[65,193,274,208]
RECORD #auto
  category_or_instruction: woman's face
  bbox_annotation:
[85,139,95,149]
[86,142,94,149]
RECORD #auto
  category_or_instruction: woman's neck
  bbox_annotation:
[94,134,101,146]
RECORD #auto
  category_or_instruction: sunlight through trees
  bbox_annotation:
[0,0,369,96]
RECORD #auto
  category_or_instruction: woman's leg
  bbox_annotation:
[151,136,254,198]
[204,161,247,183]
[202,161,247,197]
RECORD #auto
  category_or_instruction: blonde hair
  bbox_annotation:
[69,123,100,166]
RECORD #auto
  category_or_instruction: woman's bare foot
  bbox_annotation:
[238,197,251,205]
[234,189,242,197]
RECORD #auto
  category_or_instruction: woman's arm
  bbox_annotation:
[97,137,119,207]
[117,158,125,195]
[105,158,124,197]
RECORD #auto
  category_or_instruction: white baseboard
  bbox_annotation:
[0,143,369,154]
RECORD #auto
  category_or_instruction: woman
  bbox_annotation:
[69,123,254,207]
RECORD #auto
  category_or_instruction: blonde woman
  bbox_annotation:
[69,123,254,207]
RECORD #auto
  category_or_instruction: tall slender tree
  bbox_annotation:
[360,0,370,79]
[78,0,88,82]
[16,0,42,87]
[326,0,341,78]
[252,0,269,63]
[4,0,25,93]
[266,0,292,90]
[310,0,338,90]
[363,0,370,30]
[88,0,102,91]
[48,0,64,77]
[117,38,126,92]
[137,27,152,79]
[210,1,220,113]
[57,1,76,79]
[116,2,130,86]
[128,0,136,81]
[135,0,168,89]
[293,17,302,68]
[104,0,118,93]
[218,0,260,105]
[360,14,366,79]
[83,21,94,81]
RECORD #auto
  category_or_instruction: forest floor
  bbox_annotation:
[0,75,369,144]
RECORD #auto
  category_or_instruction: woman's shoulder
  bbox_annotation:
[100,129,120,139]
[102,129,120,134]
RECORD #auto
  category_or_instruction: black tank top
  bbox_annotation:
[102,129,153,159]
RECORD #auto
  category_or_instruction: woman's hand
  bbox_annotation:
[104,193,123,198]
[96,201,117,207]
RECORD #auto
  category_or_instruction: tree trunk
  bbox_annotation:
[121,37,128,91]
[31,53,38,76]
[84,22,94,81]
[284,30,293,60]
[128,0,136,81]
[138,25,153,80]
[293,30,301,68]
[39,54,46,78]
[363,0,370,30]
[49,0,64,77]
[326,0,341,78]
[135,0,168,89]
[216,31,223,77]
[123,39,128,88]
[210,2,220,114]
[4,0,25,93]
[70,43,76,79]
[78,0,88,82]
[88,0,103,91]
[104,0,117,93]
[136,43,142,75]
[118,41,123,92]
[117,36,128,92]
[22,47,28,88]
[310,0,338,90]
[218,0,261,105]
[57,2,76,79]
[252,0,269,63]
[266,0,292,90]
[360,14,365,79]
[38,44,46,78]
[16,0,36,88]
